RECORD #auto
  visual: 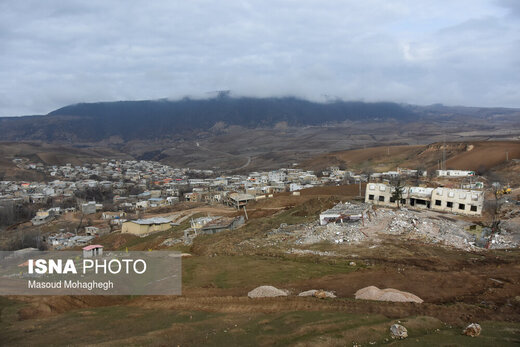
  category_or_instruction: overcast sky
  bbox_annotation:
[1,0,519,116]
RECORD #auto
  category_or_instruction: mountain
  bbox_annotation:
[0,96,418,142]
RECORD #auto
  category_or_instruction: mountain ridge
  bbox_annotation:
[1,96,519,143]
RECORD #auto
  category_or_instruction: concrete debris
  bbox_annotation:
[355,286,423,303]
[488,232,519,249]
[291,207,508,250]
[298,289,336,298]
[239,206,519,253]
[462,323,481,337]
[248,285,289,298]
[390,324,408,339]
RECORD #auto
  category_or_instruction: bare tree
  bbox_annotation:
[391,179,405,209]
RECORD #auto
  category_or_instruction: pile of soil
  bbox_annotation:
[355,286,423,303]
[248,286,288,298]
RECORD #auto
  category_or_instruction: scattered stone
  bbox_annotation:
[248,285,288,298]
[355,286,423,303]
[390,324,408,339]
[462,323,481,337]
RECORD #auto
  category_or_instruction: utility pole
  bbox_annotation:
[442,135,446,171]
[506,151,509,161]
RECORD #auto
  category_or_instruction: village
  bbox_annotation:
[1,156,519,253]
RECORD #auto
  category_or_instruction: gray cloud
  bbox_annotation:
[0,0,519,116]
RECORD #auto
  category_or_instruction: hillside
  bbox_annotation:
[302,141,520,173]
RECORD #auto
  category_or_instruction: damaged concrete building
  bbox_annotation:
[319,202,370,225]
[365,183,484,216]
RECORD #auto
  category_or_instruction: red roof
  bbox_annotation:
[82,245,103,251]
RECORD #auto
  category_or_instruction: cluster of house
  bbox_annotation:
[1,159,334,219]
[1,156,490,233]
[364,183,485,216]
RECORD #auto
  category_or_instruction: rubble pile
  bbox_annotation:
[239,206,518,253]
[488,232,519,249]
[353,208,481,250]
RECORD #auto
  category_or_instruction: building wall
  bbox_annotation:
[122,222,171,235]
[365,183,483,216]
[430,187,483,215]
[365,183,397,208]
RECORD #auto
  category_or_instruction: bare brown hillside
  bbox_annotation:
[302,141,520,172]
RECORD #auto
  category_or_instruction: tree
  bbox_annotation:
[391,179,405,209]
[486,171,507,233]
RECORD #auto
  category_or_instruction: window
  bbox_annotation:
[379,186,386,191]
[448,191,455,198]
[401,199,406,205]
[416,199,427,205]
[390,197,396,203]
[368,194,374,200]
[447,202,453,208]
[436,189,443,196]
[378,196,385,202]
[459,203,465,210]
[369,184,375,190]
[435,200,441,206]
[459,192,466,199]
[470,205,477,212]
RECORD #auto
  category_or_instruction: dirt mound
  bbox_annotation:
[248,286,288,298]
[355,286,423,303]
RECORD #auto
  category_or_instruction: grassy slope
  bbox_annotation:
[1,297,519,346]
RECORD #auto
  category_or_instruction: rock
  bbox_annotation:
[349,261,357,266]
[462,323,481,337]
[314,290,336,299]
[248,285,288,298]
[355,286,423,303]
[390,324,408,339]
[298,289,336,298]
[298,290,317,297]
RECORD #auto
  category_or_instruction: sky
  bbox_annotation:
[1,0,520,116]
